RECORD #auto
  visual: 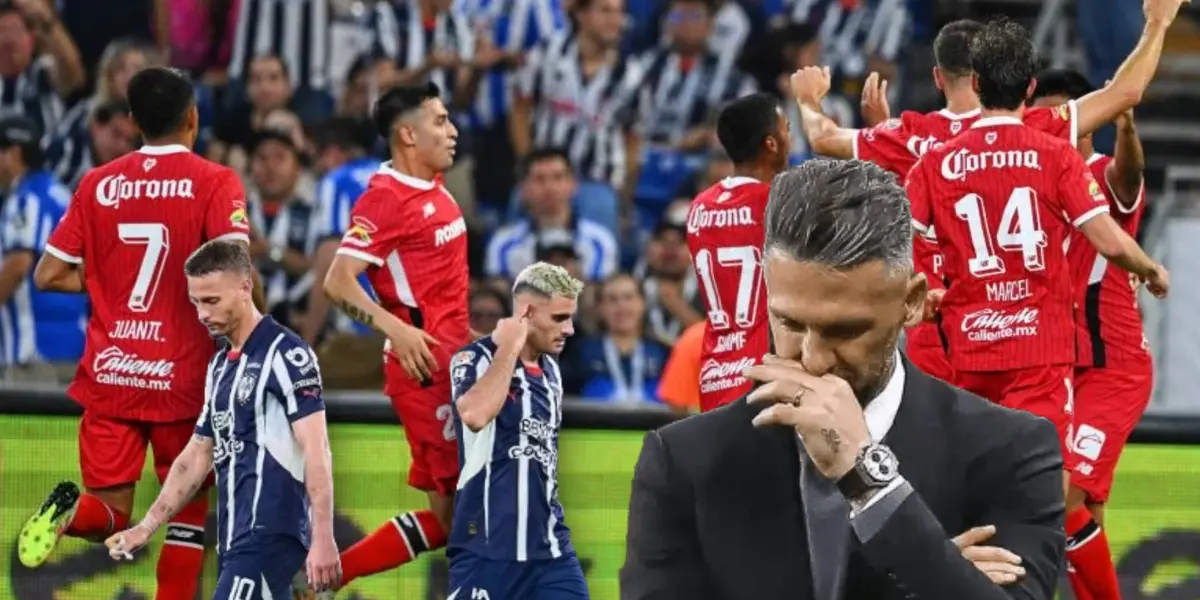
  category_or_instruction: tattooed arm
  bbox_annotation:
[137,435,214,533]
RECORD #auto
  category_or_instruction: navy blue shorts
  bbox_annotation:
[212,535,307,600]
[448,552,589,600]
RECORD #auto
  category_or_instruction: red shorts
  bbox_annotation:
[906,342,955,383]
[386,361,460,496]
[79,411,214,490]
[955,365,1076,471]
[1069,363,1153,503]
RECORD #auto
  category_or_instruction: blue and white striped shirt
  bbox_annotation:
[484,218,618,282]
[195,316,325,552]
[449,336,574,562]
[312,157,381,335]
[369,0,475,106]
[0,170,87,366]
[455,0,565,129]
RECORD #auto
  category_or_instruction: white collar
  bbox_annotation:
[1086,152,1104,165]
[378,161,436,190]
[969,116,1023,129]
[138,144,190,155]
[864,350,905,442]
[937,108,981,120]
[722,176,759,189]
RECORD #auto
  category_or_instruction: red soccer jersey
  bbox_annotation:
[45,144,251,422]
[335,163,470,393]
[687,176,770,411]
[1069,153,1151,368]
[906,116,1110,372]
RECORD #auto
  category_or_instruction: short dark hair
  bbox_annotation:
[716,93,780,164]
[372,82,441,141]
[970,18,1037,111]
[521,147,573,179]
[670,0,717,13]
[765,160,912,273]
[934,19,985,77]
[91,99,131,126]
[184,240,253,278]
[127,67,195,140]
[249,53,291,81]
[310,117,375,153]
[1028,68,1095,104]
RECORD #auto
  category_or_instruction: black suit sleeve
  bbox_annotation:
[855,415,1066,600]
[619,430,709,600]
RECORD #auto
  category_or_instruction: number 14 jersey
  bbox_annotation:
[687,176,770,411]
[906,117,1109,372]
[46,144,251,422]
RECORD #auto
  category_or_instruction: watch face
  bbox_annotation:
[862,446,899,483]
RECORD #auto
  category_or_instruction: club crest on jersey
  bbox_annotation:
[343,216,377,248]
[235,373,257,405]
[142,158,156,172]
[984,132,998,145]
[950,121,962,135]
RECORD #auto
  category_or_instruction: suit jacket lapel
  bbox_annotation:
[884,356,942,499]
[797,434,851,600]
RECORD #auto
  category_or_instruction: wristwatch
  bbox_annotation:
[837,443,900,500]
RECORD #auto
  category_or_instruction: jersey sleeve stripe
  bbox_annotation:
[1068,99,1080,148]
[1072,205,1110,228]
[211,232,251,245]
[271,347,299,415]
[851,130,862,160]
[910,218,930,235]
[251,333,287,530]
[1104,168,1144,215]
[336,247,385,267]
[44,243,82,264]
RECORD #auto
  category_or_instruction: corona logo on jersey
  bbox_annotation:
[95,174,195,207]
[342,216,377,248]
[906,136,942,158]
[686,204,755,234]
[92,346,174,390]
[940,148,1043,182]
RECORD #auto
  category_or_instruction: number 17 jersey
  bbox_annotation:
[687,177,770,411]
[46,144,251,422]
[906,117,1109,372]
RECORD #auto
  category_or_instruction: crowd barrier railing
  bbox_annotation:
[2,387,1199,599]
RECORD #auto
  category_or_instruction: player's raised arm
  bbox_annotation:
[453,311,528,432]
[105,432,214,559]
[791,66,857,159]
[1070,0,1188,137]
[1106,108,1145,210]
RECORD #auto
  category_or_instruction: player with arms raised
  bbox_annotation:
[1030,68,1153,600]
[321,82,470,589]
[106,240,339,598]
[21,67,253,599]
[687,93,790,411]
[906,21,1168,600]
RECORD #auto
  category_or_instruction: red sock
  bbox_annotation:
[64,494,129,541]
[155,496,207,600]
[1067,566,1096,600]
[1065,506,1121,600]
[339,510,447,588]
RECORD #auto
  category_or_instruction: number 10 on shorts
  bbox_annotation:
[228,576,255,600]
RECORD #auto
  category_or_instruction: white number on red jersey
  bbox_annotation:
[953,187,1046,277]
[694,245,761,330]
[117,222,171,312]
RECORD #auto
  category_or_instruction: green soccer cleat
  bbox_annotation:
[18,481,81,568]
[291,569,337,600]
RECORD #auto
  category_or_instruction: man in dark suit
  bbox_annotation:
[619,159,1066,600]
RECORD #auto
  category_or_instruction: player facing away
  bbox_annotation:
[321,82,470,588]
[1031,69,1153,600]
[687,93,790,412]
[793,0,1190,378]
[449,262,589,599]
[105,240,339,598]
[23,67,253,599]
[905,21,1168,600]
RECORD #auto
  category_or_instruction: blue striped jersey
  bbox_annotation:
[312,157,381,335]
[0,170,87,365]
[0,57,64,141]
[636,48,756,146]
[195,316,325,553]
[369,0,475,106]
[228,0,331,90]
[484,218,618,282]
[43,97,93,190]
[454,0,566,129]
[247,196,318,315]
[449,336,573,562]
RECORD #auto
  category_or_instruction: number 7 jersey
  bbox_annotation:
[906,117,1109,371]
[46,144,251,422]
[687,176,770,411]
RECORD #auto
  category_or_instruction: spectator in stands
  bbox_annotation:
[561,273,670,403]
[469,286,510,336]
[638,0,756,152]
[656,320,704,411]
[309,116,377,178]
[337,54,373,122]
[0,115,85,383]
[45,99,135,190]
[637,200,701,343]
[245,130,317,332]
[512,0,645,198]
[0,2,84,139]
[210,53,298,171]
[485,148,619,282]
